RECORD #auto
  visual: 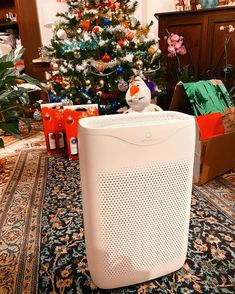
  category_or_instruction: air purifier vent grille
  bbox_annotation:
[97,159,192,281]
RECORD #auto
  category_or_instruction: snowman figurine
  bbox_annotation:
[125,76,163,113]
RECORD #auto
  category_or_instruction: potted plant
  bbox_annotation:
[0,46,45,148]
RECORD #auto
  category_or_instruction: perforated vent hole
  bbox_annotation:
[97,160,192,280]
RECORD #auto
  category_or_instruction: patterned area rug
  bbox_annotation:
[0,120,45,196]
[1,149,234,293]
[194,170,235,222]
[0,149,47,294]
[38,156,235,294]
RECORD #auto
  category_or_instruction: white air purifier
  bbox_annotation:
[79,111,195,289]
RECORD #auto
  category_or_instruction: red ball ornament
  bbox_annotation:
[102,53,111,63]
[81,20,90,31]
[93,26,100,33]
[118,39,125,48]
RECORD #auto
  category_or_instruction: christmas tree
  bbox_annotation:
[48,0,163,114]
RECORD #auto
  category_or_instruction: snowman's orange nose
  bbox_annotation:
[130,85,139,96]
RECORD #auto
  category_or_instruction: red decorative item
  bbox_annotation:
[81,20,90,31]
[41,103,66,155]
[126,30,135,41]
[52,75,63,83]
[196,112,225,141]
[118,39,125,48]
[64,105,99,160]
[123,22,130,29]
[102,53,111,63]
[44,113,51,121]
[93,26,100,33]
[66,115,74,125]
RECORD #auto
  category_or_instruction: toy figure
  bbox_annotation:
[125,76,163,113]
[175,0,186,10]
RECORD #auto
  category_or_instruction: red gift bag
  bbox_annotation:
[64,104,99,160]
[41,103,67,155]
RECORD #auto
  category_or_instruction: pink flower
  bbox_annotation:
[177,45,187,55]
[174,40,183,49]
[168,45,176,55]
[166,32,187,56]
[171,33,180,42]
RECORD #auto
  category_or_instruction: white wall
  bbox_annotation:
[140,0,173,37]
[36,0,173,45]
[36,0,68,45]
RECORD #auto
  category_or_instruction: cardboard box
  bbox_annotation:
[41,103,66,155]
[64,104,99,160]
[170,83,235,185]
[194,129,235,185]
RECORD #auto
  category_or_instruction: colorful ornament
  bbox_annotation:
[33,109,42,121]
[61,97,73,106]
[74,51,81,58]
[56,28,67,40]
[103,18,111,26]
[81,20,91,31]
[92,26,103,33]
[102,53,111,63]
[148,46,157,55]
[135,60,143,69]
[126,30,135,41]
[116,65,124,74]
[144,80,158,95]
[62,80,70,89]
[118,40,125,48]
[136,26,150,38]
[85,79,91,87]
[118,80,128,92]
[95,61,106,73]
[123,21,130,29]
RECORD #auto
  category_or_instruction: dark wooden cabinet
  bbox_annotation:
[156,7,235,96]
[0,0,44,80]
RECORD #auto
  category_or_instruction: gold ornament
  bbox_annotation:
[148,47,156,55]
[85,80,91,86]
[62,80,70,89]
[135,60,143,69]
[74,51,81,58]
[136,26,150,38]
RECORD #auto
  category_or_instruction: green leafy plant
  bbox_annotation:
[0,47,45,148]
